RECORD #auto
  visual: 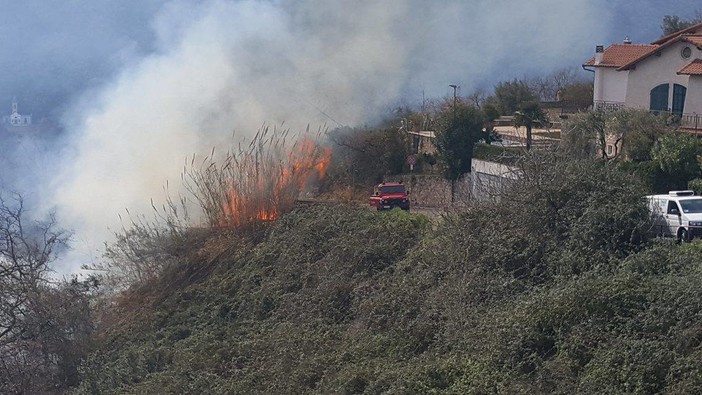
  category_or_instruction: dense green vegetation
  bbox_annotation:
[472,143,523,165]
[70,157,702,394]
[434,102,485,201]
[563,108,702,193]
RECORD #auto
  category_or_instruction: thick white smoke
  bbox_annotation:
[52,0,610,273]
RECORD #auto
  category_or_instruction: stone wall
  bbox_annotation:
[385,159,520,208]
[386,174,472,209]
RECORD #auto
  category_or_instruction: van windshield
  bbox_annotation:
[679,199,702,213]
[380,185,406,194]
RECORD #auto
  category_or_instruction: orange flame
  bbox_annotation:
[220,137,331,226]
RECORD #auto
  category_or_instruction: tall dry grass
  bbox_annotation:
[183,126,330,227]
[94,126,330,290]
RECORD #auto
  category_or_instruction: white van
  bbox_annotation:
[646,190,702,242]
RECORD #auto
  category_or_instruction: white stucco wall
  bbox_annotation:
[687,76,702,112]
[595,67,627,103]
[625,42,700,112]
[687,76,702,117]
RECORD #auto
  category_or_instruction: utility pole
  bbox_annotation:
[449,84,458,122]
[448,84,459,204]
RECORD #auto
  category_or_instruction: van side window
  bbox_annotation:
[658,200,667,212]
[667,201,680,214]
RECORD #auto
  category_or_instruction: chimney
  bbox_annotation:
[595,45,604,65]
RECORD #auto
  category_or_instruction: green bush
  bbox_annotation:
[688,178,702,195]
[73,157,702,394]
[472,142,523,164]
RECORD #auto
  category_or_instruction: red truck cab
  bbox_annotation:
[369,182,410,211]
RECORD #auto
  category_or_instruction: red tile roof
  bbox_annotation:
[583,44,658,68]
[652,22,702,45]
[678,59,702,75]
[682,35,702,47]
[584,23,702,71]
[617,34,702,70]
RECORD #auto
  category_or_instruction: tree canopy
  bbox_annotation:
[434,100,484,201]
[563,108,668,161]
[563,108,702,193]
[661,14,702,36]
[651,132,702,191]
[327,125,411,188]
[0,193,95,394]
[557,81,593,110]
[490,79,538,115]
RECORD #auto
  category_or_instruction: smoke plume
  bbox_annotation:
[34,0,689,273]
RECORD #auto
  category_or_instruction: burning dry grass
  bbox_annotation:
[93,126,331,292]
[184,126,331,227]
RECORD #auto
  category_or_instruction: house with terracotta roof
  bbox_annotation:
[583,22,702,130]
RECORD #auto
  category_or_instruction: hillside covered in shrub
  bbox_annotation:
[73,158,702,394]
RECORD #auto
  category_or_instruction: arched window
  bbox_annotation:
[649,83,669,113]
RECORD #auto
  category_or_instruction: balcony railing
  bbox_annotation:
[679,114,702,130]
[593,101,702,130]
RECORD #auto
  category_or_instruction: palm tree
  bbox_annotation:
[514,101,548,150]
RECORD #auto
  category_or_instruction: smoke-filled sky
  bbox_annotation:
[0,0,696,273]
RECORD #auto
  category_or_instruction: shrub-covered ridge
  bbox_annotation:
[74,160,702,394]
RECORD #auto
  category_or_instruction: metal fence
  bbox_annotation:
[593,101,626,112]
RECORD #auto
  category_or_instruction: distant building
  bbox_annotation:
[2,99,32,126]
[583,22,702,130]
[408,130,436,154]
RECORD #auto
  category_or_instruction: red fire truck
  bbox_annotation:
[369,182,410,211]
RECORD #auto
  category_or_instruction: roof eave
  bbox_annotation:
[582,62,619,68]
[617,65,635,71]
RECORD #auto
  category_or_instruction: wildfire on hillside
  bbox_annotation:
[219,136,332,227]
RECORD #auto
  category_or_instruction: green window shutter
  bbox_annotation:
[673,84,687,115]
[649,83,669,113]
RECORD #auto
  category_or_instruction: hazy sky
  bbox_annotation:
[0,0,695,118]
[0,0,696,274]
